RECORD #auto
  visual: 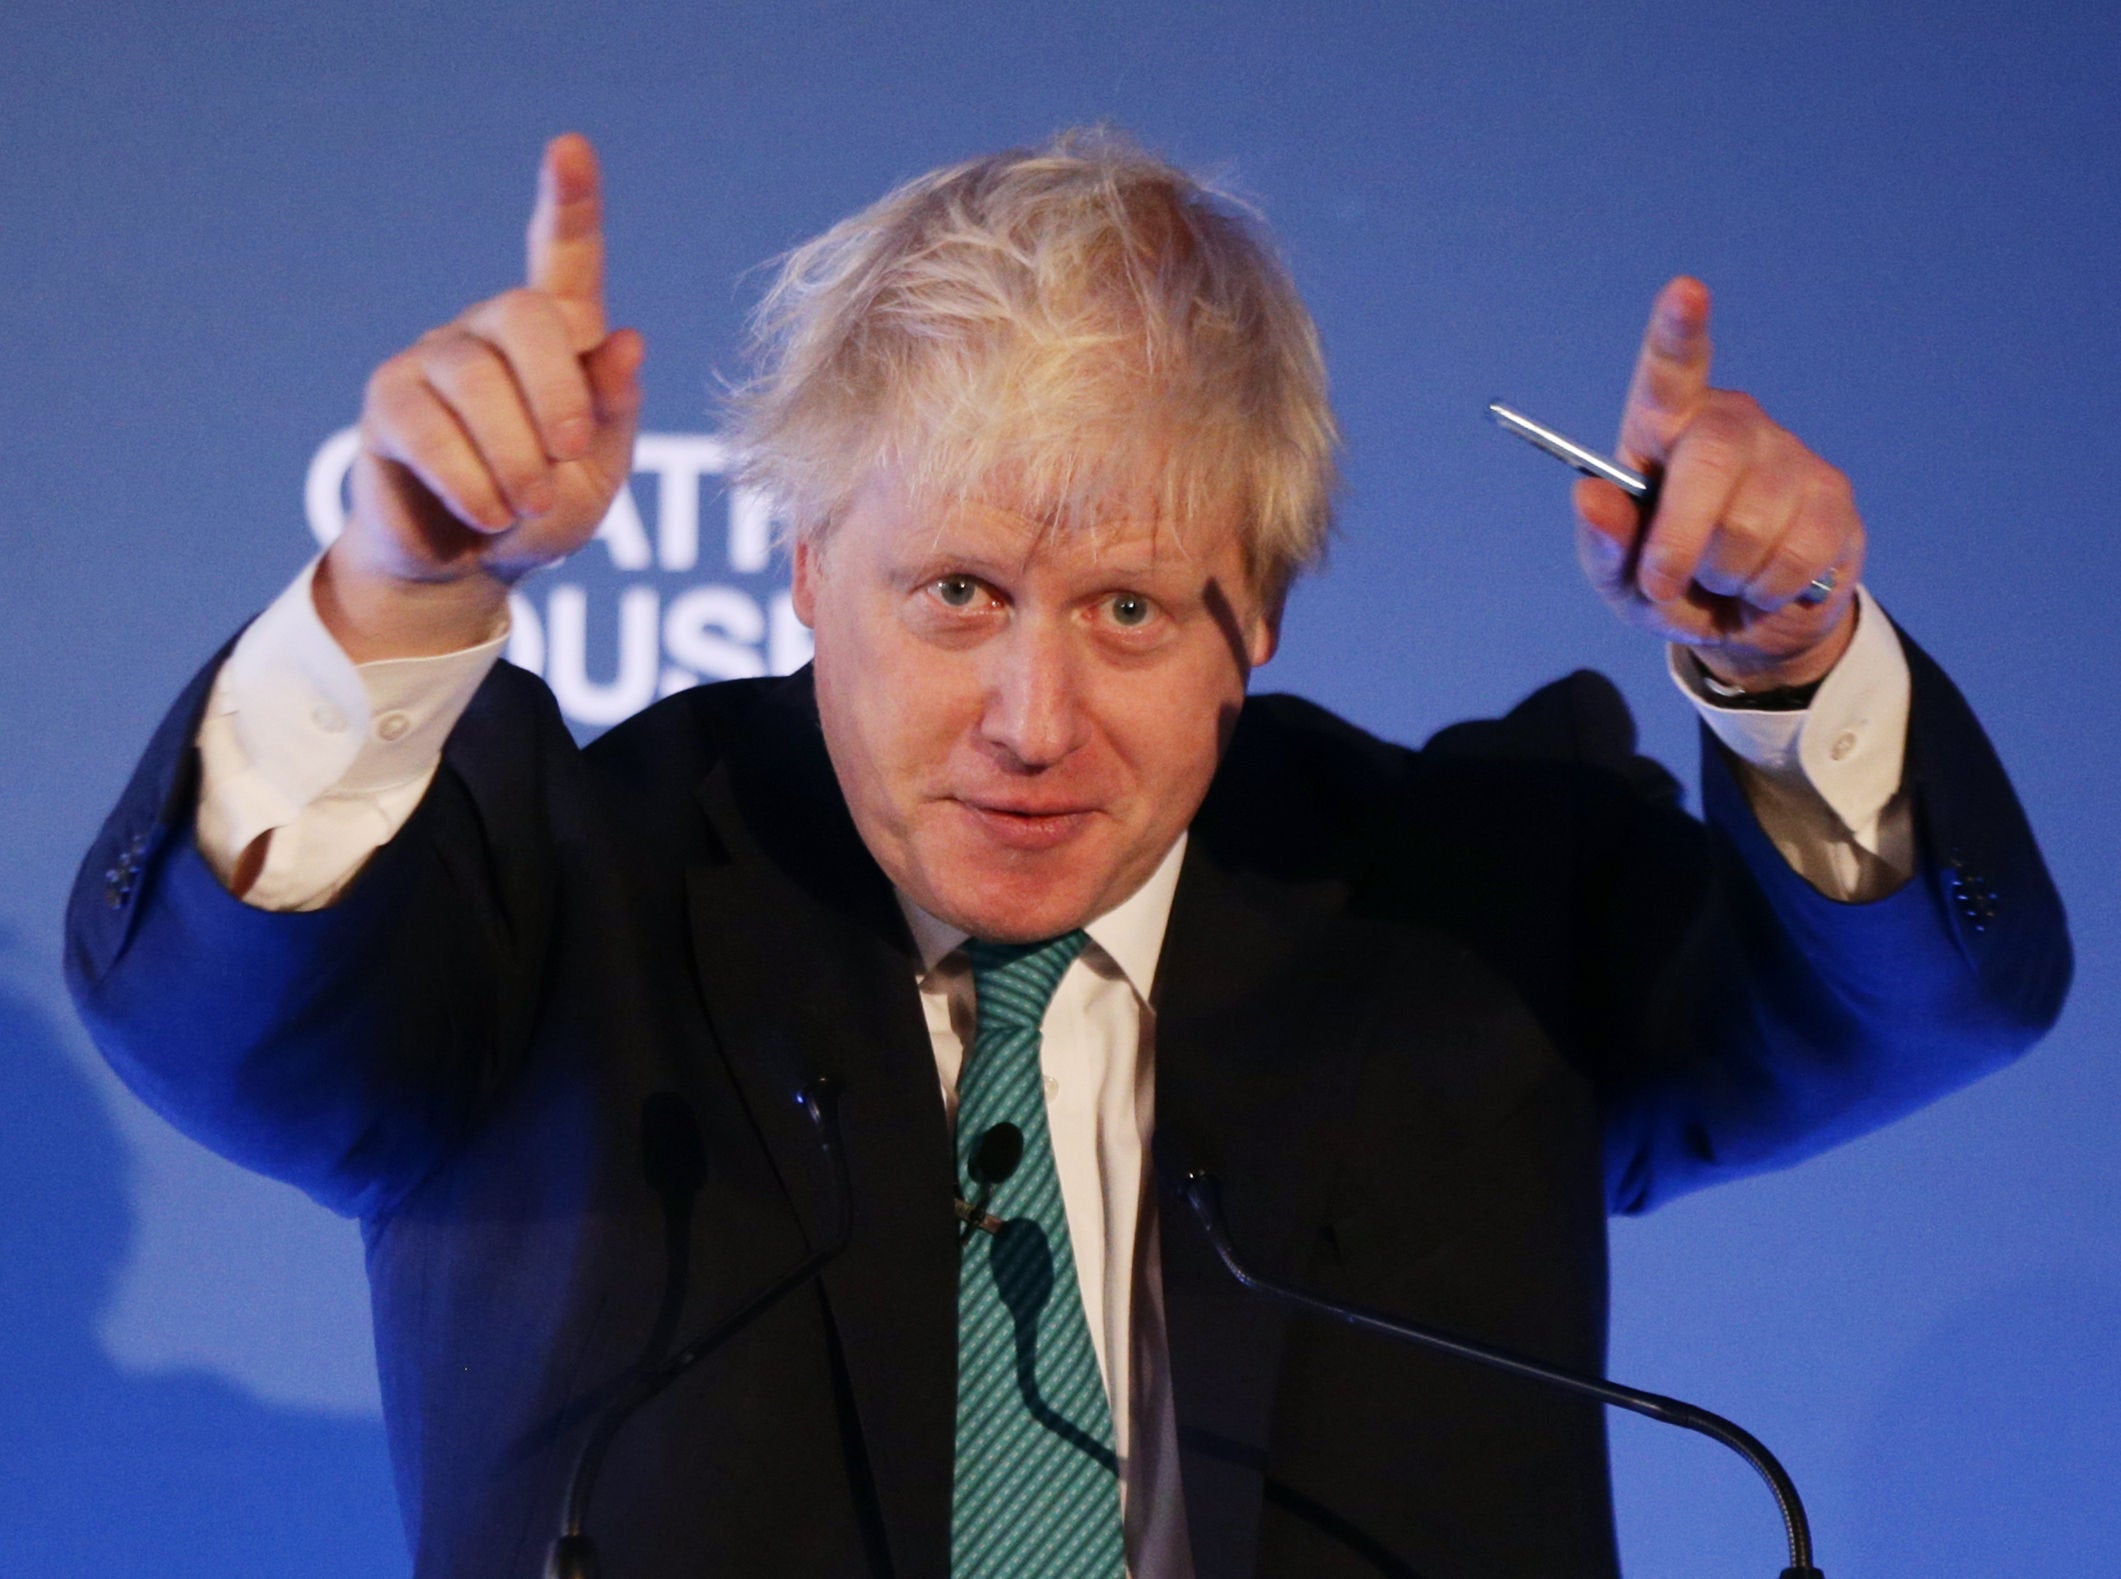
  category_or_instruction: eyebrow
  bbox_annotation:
[906,513,1207,567]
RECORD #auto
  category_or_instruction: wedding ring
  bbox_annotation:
[1795,569,1839,607]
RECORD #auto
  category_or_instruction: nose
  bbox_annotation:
[979,621,1087,770]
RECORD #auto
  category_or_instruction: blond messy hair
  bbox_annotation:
[725,127,1339,596]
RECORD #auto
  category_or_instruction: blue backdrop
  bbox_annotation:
[5,2,2115,1573]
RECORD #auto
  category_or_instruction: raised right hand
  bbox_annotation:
[1570,277,1860,692]
[321,133,644,659]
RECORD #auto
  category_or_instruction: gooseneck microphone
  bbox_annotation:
[547,1078,853,1579]
[638,1092,709,1368]
[1170,1158,1825,1579]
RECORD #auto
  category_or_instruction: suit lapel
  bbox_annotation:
[1154,717,1390,1579]
[684,673,958,1579]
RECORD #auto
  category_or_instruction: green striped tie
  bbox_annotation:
[951,931,1126,1578]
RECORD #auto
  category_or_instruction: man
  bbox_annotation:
[69,130,2068,1576]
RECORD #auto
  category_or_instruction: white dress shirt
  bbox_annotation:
[190,558,1917,1576]
[901,846,1193,1575]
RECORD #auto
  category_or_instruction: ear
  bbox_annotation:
[790,536,821,627]
[1245,581,1286,669]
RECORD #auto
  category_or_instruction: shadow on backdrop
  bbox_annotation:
[1847,1271,2121,1573]
[1,954,407,1577]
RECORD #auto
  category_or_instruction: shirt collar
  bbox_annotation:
[897,832,1188,1002]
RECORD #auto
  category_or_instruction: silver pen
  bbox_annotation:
[1486,401,1651,498]
[1486,400,1838,607]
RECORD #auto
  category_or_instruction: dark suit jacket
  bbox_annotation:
[67,638,2068,1578]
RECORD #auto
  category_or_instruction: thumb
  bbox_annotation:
[1572,475,1639,599]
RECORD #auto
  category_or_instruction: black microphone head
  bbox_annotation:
[968,1122,1024,1187]
[796,1075,842,1126]
[1153,1129,1204,1188]
[546,1533,600,1579]
[1149,1126,1226,1230]
[640,1092,707,1204]
[796,1077,856,1252]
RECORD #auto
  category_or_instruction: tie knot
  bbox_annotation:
[965,930,1089,1032]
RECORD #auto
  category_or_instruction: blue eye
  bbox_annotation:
[933,576,980,608]
[1109,593,1152,627]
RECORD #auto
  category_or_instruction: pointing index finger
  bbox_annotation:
[526,132,606,351]
[1617,276,1713,471]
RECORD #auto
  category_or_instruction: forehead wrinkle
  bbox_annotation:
[886,475,1199,576]
[961,499,1216,587]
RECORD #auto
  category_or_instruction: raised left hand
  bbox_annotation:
[1572,277,1862,691]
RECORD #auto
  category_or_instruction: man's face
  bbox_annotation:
[793,470,1279,943]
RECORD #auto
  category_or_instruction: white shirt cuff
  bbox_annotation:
[195,556,508,907]
[1667,587,1915,899]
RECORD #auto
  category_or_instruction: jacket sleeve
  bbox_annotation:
[65,651,570,1221]
[1595,631,2072,1214]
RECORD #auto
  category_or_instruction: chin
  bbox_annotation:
[920,866,1106,945]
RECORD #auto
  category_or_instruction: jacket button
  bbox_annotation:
[103,836,146,908]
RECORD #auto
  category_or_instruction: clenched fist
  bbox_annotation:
[1573,277,1862,693]
[318,134,644,661]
